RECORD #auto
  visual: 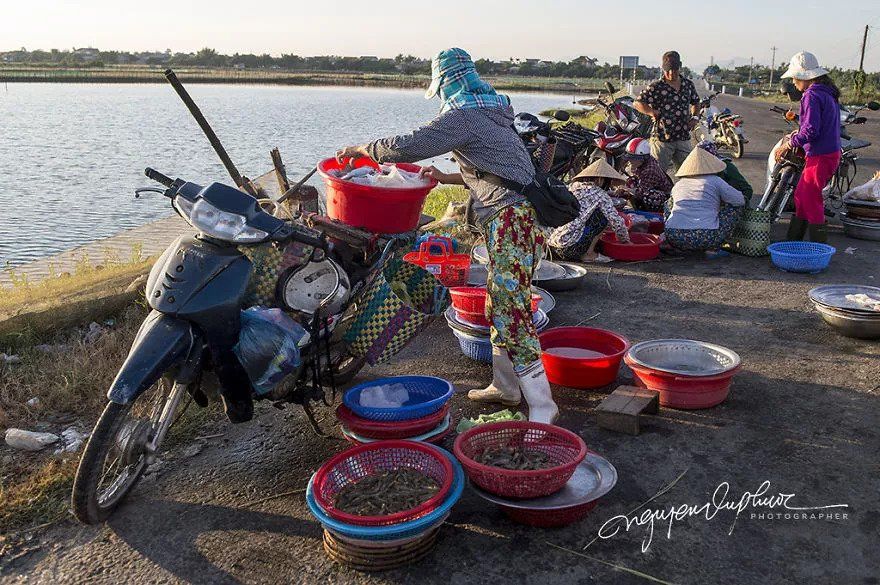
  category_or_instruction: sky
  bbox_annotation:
[2,0,879,72]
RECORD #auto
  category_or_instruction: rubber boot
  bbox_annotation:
[517,361,559,425]
[467,346,522,406]
[807,222,828,244]
[786,217,808,241]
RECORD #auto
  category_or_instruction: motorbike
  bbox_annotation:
[693,91,748,159]
[757,97,879,221]
[589,82,653,171]
[71,167,414,524]
[514,109,598,180]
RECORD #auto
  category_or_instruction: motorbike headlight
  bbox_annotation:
[188,199,268,243]
[173,196,195,219]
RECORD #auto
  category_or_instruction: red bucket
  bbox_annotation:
[624,356,738,409]
[600,232,661,261]
[318,158,437,234]
[539,327,630,389]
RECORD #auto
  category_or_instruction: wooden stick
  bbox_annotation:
[164,69,255,196]
[271,148,291,193]
[546,542,678,585]
[242,487,307,508]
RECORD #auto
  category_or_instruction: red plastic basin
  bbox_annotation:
[450,287,540,328]
[318,157,437,234]
[624,356,738,409]
[600,232,661,261]
[539,327,630,389]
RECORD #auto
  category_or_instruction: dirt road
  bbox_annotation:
[3,97,879,585]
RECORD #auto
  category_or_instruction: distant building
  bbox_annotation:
[360,56,379,61]
[571,56,599,67]
[73,47,100,62]
[1,51,26,63]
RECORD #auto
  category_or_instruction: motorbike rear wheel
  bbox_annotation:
[72,378,187,524]
[725,126,744,159]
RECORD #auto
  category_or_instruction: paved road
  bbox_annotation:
[3,96,879,585]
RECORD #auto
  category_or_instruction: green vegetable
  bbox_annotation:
[455,409,526,433]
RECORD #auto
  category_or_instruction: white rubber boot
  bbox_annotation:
[518,361,559,425]
[467,346,522,406]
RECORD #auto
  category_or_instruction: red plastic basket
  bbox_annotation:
[317,158,437,234]
[313,441,454,527]
[453,422,587,499]
[450,287,541,328]
[600,232,661,261]
[500,500,597,527]
[403,237,471,287]
[335,404,450,440]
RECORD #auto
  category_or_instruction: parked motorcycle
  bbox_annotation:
[757,98,879,221]
[590,82,653,171]
[514,109,598,180]
[693,91,748,159]
[71,167,413,524]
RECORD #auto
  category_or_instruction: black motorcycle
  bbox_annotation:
[514,110,598,180]
[71,168,409,524]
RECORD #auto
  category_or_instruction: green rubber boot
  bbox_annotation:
[786,217,808,241]
[807,222,828,244]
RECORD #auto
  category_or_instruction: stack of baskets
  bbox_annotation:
[307,441,464,571]
[446,287,549,362]
[337,376,454,444]
[453,421,616,527]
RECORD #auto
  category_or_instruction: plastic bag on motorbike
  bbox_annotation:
[233,307,308,395]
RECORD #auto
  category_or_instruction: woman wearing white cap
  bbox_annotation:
[780,51,841,243]
[664,147,745,256]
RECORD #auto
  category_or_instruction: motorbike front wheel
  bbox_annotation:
[72,378,187,524]
[725,126,744,159]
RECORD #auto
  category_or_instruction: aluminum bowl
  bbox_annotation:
[814,304,880,339]
[841,214,880,242]
[536,262,588,292]
[626,339,741,376]
[809,285,880,315]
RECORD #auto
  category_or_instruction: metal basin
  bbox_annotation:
[841,215,880,242]
[814,305,880,339]
[626,339,741,376]
[809,285,880,314]
[537,261,588,292]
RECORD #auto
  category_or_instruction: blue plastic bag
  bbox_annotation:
[234,307,308,395]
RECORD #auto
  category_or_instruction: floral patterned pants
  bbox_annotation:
[484,203,544,372]
[664,203,743,251]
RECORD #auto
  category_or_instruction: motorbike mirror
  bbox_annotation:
[604,81,616,95]
[780,80,802,102]
[553,110,571,122]
[867,101,880,111]
[853,116,868,124]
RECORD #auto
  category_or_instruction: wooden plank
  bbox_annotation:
[596,385,660,435]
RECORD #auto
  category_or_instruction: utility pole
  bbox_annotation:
[768,46,778,89]
[748,56,754,88]
[859,25,869,72]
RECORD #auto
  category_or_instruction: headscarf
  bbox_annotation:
[697,139,730,162]
[425,48,510,114]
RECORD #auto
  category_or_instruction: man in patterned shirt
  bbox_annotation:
[634,51,701,172]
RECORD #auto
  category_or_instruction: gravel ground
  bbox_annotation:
[3,96,879,585]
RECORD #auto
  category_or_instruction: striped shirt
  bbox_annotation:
[364,107,534,223]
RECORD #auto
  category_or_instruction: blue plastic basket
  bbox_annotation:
[767,241,836,274]
[305,445,465,541]
[451,328,492,363]
[343,376,454,422]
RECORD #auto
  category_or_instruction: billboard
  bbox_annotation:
[619,56,639,69]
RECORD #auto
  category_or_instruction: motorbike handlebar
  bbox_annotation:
[144,167,175,188]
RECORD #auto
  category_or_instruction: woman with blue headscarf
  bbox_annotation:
[336,48,558,424]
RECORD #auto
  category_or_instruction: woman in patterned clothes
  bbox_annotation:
[617,137,673,212]
[549,158,630,261]
[336,48,558,424]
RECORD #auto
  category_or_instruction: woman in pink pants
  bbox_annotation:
[781,52,842,243]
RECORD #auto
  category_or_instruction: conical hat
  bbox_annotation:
[675,146,727,177]
[572,158,628,184]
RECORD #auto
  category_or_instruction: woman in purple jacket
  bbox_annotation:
[781,52,841,242]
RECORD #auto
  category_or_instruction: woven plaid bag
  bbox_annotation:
[344,257,449,365]
[723,208,774,257]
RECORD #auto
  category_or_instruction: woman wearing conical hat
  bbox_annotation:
[664,146,746,256]
[548,158,630,262]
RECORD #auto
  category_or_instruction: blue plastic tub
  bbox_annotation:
[343,376,454,422]
[305,445,465,541]
[767,241,836,274]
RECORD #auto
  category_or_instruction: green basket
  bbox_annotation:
[344,257,449,365]
[723,208,774,257]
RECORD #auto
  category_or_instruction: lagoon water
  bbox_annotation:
[0,84,571,266]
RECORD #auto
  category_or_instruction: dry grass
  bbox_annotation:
[0,457,78,532]
[0,246,151,316]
